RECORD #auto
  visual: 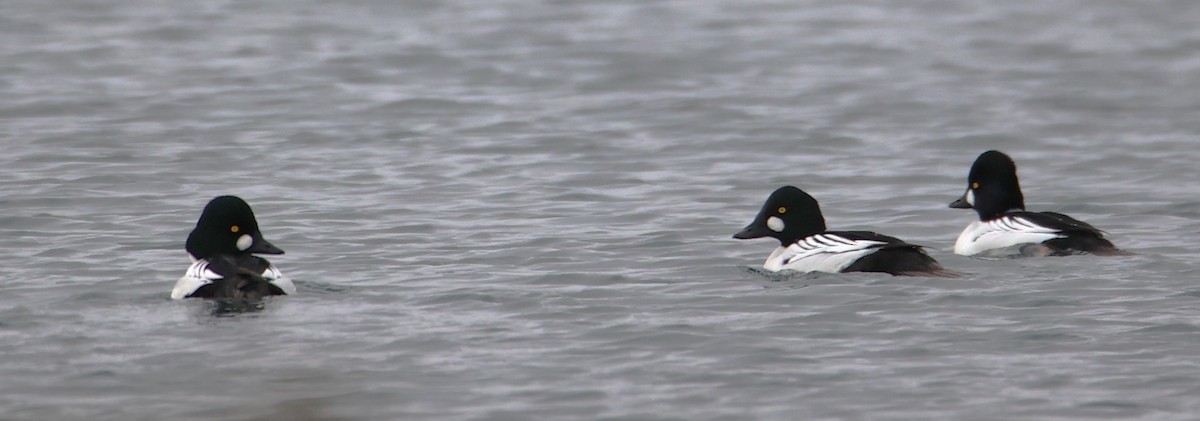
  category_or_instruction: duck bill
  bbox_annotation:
[949,189,972,209]
[248,236,285,255]
[733,222,771,240]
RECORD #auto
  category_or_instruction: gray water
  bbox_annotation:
[2,0,1200,419]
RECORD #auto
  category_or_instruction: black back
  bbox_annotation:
[953,152,1126,256]
[832,231,950,276]
[187,255,287,300]
[842,247,948,275]
[1010,211,1124,255]
[828,230,916,247]
[736,187,958,276]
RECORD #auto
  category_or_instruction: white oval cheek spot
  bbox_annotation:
[767,216,785,232]
[965,189,975,206]
[236,234,252,251]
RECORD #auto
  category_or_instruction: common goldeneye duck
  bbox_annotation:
[949,150,1126,257]
[734,186,954,277]
[171,196,297,300]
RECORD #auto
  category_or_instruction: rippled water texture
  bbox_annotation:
[2,0,1200,419]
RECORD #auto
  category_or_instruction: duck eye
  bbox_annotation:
[971,182,980,189]
[777,207,787,214]
[230,225,240,233]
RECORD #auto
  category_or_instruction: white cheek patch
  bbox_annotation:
[236,234,252,251]
[767,216,785,232]
[965,189,975,206]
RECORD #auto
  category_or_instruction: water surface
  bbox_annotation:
[2,0,1200,419]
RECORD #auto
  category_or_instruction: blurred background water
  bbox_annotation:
[2,0,1199,419]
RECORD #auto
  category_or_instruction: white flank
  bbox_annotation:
[264,264,297,295]
[171,260,296,299]
[762,234,887,273]
[766,216,785,232]
[953,216,1061,256]
[236,234,253,251]
[171,259,223,300]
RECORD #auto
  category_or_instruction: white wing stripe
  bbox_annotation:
[183,260,223,281]
[830,233,859,247]
[954,218,1064,256]
[813,235,836,247]
[1014,217,1041,230]
[762,235,888,273]
[986,216,1058,234]
[172,259,223,300]
[264,264,297,295]
[171,260,296,299]
[799,237,821,250]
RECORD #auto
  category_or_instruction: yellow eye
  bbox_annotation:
[230,225,240,233]
[971,182,980,189]
[777,207,787,214]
